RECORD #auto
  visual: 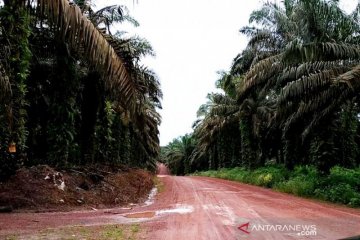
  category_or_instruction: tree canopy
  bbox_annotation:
[0,0,161,180]
[164,0,360,175]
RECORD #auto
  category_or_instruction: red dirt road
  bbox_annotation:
[143,176,360,240]
[1,175,360,239]
[157,163,170,175]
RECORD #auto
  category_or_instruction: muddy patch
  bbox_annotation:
[124,211,156,218]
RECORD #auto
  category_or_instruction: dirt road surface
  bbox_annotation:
[142,176,360,239]
[157,163,169,175]
[1,174,360,239]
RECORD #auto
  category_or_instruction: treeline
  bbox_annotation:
[163,0,360,176]
[0,0,161,181]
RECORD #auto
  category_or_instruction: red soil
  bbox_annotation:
[1,165,360,239]
[142,176,360,240]
[0,165,153,212]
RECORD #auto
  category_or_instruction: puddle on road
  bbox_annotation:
[124,211,156,218]
[123,204,194,219]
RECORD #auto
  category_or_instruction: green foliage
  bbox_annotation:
[95,101,117,163]
[6,4,31,152]
[162,134,195,175]
[102,225,124,240]
[277,178,313,196]
[196,165,288,188]
[0,2,161,180]
[328,166,360,187]
[275,170,318,197]
[315,183,360,206]
[251,167,287,187]
[185,0,360,187]
[20,224,142,240]
[195,165,360,207]
[0,2,32,178]
[314,166,360,206]
[240,118,256,169]
[337,103,359,167]
[46,48,80,166]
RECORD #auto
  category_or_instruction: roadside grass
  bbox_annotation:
[4,236,17,240]
[153,176,165,193]
[193,165,360,207]
[5,224,143,240]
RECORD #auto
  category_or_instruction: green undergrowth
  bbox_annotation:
[153,176,165,193]
[5,224,141,240]
[193,165,360,207]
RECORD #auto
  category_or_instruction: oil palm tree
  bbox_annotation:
[163,134,195,175]
[238,0,360,129]
[36,0,144,111]
[0,0,162,177]
[235,0,360,168]
[192,74,242,169]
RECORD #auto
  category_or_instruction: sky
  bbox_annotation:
[95,0,358,146]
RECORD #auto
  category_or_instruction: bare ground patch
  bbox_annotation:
[0,164,154,212]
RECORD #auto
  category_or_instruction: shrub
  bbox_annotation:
[274,176,317,197]
[327,166,360,189]
[251,166,288,187]
[194,165,360,207]
[292,165,318,178]
[273,165,319,196]
[315,183,360,206]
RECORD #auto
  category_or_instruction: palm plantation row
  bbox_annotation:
[163,0,360,177]
[0,0,162,180]
[1,0,360,185]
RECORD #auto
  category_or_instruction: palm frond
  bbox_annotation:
[283,84,353,132]
[37,0,139,112]
[247,29,274,47]
[249,1,287,29]
[230,48,255,76]
[334,64,360,89]
[91,5,139,29]
[301,86,355,141]
[279,67,350,104]
[284,41,360,64]
[238,54,283,99]
[277,60,357,86]
[134,65,162,107]
[351,2,360,24]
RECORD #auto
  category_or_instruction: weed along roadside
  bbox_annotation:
[193,165,360,207]
[12,224,144,240]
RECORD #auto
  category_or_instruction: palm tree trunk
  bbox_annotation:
[0,0,31,180]
[2,1,31,155]
[80,72,102,164]
[240,118,257,169]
